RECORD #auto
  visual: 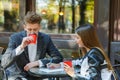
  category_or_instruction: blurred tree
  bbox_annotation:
[58,0,66,33]
[40,0,59,32]
[78,0,87,25]
[36,0,94,33]
[76,0,94,25]
[71,0,75,33]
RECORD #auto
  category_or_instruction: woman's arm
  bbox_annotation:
[65,48,105,80]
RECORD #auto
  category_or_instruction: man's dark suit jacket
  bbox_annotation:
[1,31,63,77]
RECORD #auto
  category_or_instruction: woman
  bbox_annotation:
[47,24,117,80]
[63,24,116,80]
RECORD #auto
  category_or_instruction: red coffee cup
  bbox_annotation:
[64,59,72,67]
[29,34,37,44]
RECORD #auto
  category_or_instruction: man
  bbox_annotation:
[1,11,63,80]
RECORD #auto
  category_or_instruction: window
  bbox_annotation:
[0,0,19,32]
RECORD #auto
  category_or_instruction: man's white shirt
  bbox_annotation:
[15,43,44,67]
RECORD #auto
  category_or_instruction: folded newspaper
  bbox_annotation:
[39,68,64,73]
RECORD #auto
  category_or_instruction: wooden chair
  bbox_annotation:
[110,42,120,65]
[0,47,6,80]
[0,47,4,62]
[110,42,120,79]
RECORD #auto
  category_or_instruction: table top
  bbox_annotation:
[28,67,69,78]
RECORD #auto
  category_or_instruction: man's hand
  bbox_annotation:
[20,36,33,49]
[24,61,39,71]
[47,63,61,69]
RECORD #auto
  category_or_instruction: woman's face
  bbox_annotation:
[75,34,84,47]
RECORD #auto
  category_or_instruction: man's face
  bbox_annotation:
[24,23,40,35]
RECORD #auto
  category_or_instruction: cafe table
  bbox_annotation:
[28,67,70,80]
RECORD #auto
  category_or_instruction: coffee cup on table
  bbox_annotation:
[28,34,37,44]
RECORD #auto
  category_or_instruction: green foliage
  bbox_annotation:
[85,0,94,23]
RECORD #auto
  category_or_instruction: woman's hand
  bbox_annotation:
[64,63,75,77]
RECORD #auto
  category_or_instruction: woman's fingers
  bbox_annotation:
[64,63,71,71]
[64,63,71,68]
[64,64,75,77]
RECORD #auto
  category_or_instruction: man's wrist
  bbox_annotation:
[34,61,39,66]
[16,45,24,55]
[19,45,24,50]
[38,60,44,67]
